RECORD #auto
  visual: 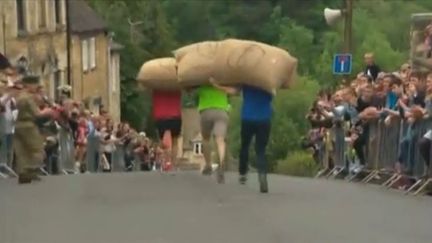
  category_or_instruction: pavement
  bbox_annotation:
[1,171,432,243]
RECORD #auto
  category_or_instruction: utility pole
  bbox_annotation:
[66,0,71,87]
[343,0,353,54]
[343,0,353,82]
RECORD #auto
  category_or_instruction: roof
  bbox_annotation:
[69,0,107,34]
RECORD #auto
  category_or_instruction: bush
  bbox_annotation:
[275,151,318,177]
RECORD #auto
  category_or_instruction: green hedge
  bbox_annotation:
[275,151,318,177]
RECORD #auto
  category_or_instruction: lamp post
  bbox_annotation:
[324,0,354,81]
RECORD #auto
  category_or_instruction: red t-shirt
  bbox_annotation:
[152,91,182,120]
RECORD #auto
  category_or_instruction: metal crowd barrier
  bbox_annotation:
[0,129,141,180]
[318,117,432,195]
[0,134,17,178]
[58,127,75,174]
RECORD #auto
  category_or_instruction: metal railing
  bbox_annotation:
[316,117,432,195]
[0,131,156,179]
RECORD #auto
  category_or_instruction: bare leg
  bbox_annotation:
[202,139,211,166]
[201,136,212,174]
[162,130,172,170]
[215,135,226,183]
[215,135,226,169]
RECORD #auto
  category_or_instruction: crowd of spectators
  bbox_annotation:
[0,62,166,177]
[304,52,432,184]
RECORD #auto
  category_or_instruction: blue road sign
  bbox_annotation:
[333,53,352,75]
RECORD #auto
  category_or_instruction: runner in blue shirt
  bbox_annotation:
[208,81,273,193]
[239,85,273,193]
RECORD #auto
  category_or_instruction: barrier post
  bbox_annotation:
[0,135,17,177]
[58,127,75,174]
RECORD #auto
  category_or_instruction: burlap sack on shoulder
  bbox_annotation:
[136,57,180,91]
[213,39,298,94]
[281,54,298,89]
[173,41,222,87]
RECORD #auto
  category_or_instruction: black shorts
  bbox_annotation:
[155,118,182,139]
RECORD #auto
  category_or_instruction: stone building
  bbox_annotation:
[0,0,122,122]
[0,0,68,98]
[69,0,122,121]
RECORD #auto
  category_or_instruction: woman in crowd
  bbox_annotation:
[100,118,116,172]
[134,135,151,171]
[74,114,88,172]
[418,73,432,176]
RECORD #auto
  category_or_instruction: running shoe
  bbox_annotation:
[258,173,268,193]
[202,166,212,176]
[239,175,247,185]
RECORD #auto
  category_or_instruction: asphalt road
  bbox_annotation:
[1,171,432,243]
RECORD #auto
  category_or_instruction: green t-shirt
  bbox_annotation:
[197,85,229,111]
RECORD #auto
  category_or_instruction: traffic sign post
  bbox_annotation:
[332,53,352,75]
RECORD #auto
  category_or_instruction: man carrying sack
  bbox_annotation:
[206,82,273,193]
[198,78,237,184]
[152,90,182,172]
[238,85,273,193]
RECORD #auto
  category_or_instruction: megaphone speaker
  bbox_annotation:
[324,8,343,26]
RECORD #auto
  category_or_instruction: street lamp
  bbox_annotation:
[324,0,353,54]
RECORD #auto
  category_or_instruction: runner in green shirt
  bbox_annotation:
[197,79,237,184]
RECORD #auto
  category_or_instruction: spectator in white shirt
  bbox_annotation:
[0,82,18,167]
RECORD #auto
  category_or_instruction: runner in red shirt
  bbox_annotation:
[152,90,182,171]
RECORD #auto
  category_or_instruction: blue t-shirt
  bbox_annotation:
[386,91,398,110]
[241,86,273,121]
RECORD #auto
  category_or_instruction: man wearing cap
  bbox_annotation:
[13,75,53,184]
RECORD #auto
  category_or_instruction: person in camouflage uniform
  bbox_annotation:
[13,75,53,184]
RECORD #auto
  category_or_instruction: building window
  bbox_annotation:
[89,37,96,69]
[111,56,119,92]
[53,70,61,101]
[54,0,62,25]
[193,142,202,155]
[16,0,26,33]
[111,58,116,92]
[81,37,96,72]
[82,39,89,71]
[39,0,47,28]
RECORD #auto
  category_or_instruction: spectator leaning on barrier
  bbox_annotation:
[417,73,432,176]
[75,114,88,171]
[120,123,135,171]
[0,80,18,168]
[353,84,380,172]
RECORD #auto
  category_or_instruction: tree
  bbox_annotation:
[89,0,176,131]
[89,0,432,172]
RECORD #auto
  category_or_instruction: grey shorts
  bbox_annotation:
[200,109,229,138]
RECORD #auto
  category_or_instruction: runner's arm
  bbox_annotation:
[209,77,239,95]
